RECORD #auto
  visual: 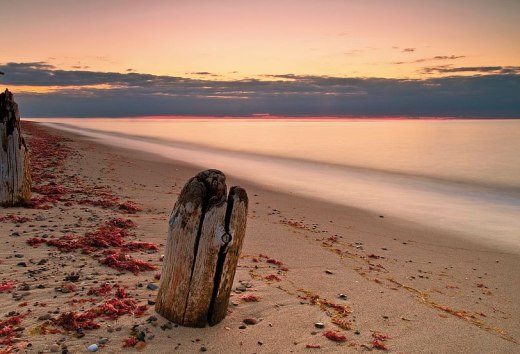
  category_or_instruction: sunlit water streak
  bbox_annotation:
[28,118,520,253]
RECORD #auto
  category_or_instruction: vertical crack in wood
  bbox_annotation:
[207,186,236,322]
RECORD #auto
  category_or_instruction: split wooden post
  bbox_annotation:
[0,89,31,206]
[155,169,248,327]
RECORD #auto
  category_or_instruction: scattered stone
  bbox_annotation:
[98,338,109,345]
[147,315,158,323]
[146,283,158,290]
[200,347,207,352]
[239,325,247,329]
[147,300,156,305]
[161,322,173,330]
[38,314,52,321]
[64,273,80,282]
[50,343,60,352]
[314,322,325,329]
[243,317,258,325]
[19,283,30,291]
[325,270,333,275]
[87,344,98,352]
[339,294,348,300]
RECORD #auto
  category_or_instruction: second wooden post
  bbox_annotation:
[155,169,248,327]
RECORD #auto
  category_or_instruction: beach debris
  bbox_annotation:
[306,344,321,349]
[0,281,15,292]
[371,332,389,350]
[100,252,156,274]
[155,170,248,327]
[88,283,112,296]
[264,274,282,282]
[0,214,31,223]
[240,294,261,302]
[332,317,353,330]
[323,330,347,342]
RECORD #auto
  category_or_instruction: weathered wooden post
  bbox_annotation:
[0,89,31,206]
[156,169,248,327]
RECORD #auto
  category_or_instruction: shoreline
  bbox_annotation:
[0,122,518,353]
[41,120,520,255]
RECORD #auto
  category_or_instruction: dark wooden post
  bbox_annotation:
[155,170,248,327]
[0,89,31,206]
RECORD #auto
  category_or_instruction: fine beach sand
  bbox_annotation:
[1,122,519,353]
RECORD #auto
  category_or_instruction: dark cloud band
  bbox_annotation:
[1,62,519,118]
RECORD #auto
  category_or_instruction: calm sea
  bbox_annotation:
[28,118,520,253]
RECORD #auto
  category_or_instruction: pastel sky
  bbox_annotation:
[1,0,519,117]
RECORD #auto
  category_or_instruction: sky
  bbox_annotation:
[0,0,519,117]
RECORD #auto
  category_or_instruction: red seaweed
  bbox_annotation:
[323,330,347,342]
[118,201,141,214]
[123,337,139,347]
[0,282,15,293]
[0,214,31,223]
[100,252,156,275]
[240,294,261,302]
[88,283,112,296]
[107,217,136,229]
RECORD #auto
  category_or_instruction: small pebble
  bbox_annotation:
[50,343,60,352]
[314,322,325,329]
[147,283,158,290]
[243,318,258,325]
[87,344,98,352]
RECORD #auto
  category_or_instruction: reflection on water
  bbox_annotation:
[28,118,520,253]
[30,118,520,189]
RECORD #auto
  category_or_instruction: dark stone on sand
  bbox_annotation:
[243,318,258,325]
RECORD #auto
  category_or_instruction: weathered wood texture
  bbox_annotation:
[155,170,248,327]
[0,89,31,206]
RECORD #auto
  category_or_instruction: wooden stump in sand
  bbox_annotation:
[155,169,248,327]
[0,89,31,206]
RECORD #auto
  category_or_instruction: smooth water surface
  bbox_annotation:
[28,118,520,253]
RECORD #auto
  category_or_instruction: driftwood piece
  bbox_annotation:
[0,89,31,206]
[155,169,248,327]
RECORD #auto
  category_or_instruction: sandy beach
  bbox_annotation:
[0,121,518,354]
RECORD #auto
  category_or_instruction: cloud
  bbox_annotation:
[421,65,520,75]
[433,55,465,60]
[393,55,465,65]
[402,48,415,53]
[1,62,519,118]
